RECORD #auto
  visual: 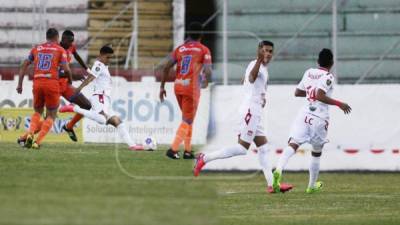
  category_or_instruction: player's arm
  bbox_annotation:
[249,49,265,83]
[201,65,212,88]
[16,60,31,94]
[73,51,88,70]
[295,89,306,97]
[61,62,73,84]
[75,73,96,93]
[316,89,351,114]
[159,57,176,102]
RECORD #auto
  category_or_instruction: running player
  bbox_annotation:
[16,28,71,149]
[273,48,351,193]
[59,30,92,142]
[59,45,136,149]
[193,41,293,193]
[160,22,212,159]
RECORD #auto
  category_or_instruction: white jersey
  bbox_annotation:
[297,68,335,120]
[90,60,112,96]
[240,60,269,115]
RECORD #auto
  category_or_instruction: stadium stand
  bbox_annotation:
[0,0,174,81]
[214,0,400,84]
[87,0,173,69]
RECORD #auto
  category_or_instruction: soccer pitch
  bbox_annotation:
[0,143,399,225]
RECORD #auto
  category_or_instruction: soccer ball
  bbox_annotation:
[143,137,157,151]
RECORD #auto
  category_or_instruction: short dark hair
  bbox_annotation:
[46,28,59,40]
[318,48,333,68]
[187,22,203,40]
[62,30,74,37]
[100,45,114,54]
[258,40,274,48]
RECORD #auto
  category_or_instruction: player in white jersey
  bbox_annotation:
[273,49,351,193]
[193,41,293,193]
[59,45,136,150]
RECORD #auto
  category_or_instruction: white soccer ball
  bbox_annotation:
[143,137,157,151]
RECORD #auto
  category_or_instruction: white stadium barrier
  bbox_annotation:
[1,80,399,170]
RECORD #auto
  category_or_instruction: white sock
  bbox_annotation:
[117,123,134,147]
[276,145,296,174]
[308,156,321,188]
[204,144,247,163]
[73,105,106,125]
[257,144,273,187]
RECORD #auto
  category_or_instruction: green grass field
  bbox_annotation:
[0,143,399,225]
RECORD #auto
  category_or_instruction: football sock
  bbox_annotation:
[184,124,193,151]
[35,117,53,145]
[35,120,43,134]
[117,122,134,147]
[28,112,41,135]
[204,144,247,163]
[73,105,106,125]
[276,145,296,174]
[257,144,273,186]
[66,113,83,130]
[20,119,42,140]
[308,156,321,188]
[171,122,190,151]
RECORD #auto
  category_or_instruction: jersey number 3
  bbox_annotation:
[180,55,192,75]
[37,53,53,70]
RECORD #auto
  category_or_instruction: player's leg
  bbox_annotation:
[254,132,294,193]
[273,113,309,192]
[60,94,106,125]
[306,119,328,193]
[183,96,200,159]
[62,85,92,141]
[194,109,259,176]
[166,94,189,159]
[32,81,61,148]
[22,82,45,148]
[254,136,273,189]
[106,115,135,148]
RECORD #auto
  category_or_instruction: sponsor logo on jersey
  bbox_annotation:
[178,46,202,53]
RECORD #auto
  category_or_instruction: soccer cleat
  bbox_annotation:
[31,142,40,150]
[272,170,282,193]
[267,183,294,194]
[17,137,26,147]
[129,145,144,151]
[166,149,180,159]
[183,151,195,159]
[306,181,324,194]
[24,134,34,148]
[59,104,75,113]
[62,124,78,142]
[193,153,206,177]
[280,183,294,193]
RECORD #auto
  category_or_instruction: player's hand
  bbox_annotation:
[340,103,352,114]
[16,85,22,94]
[257,48,266,62]
[159,88,166,102]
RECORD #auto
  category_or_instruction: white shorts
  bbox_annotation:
[237,108,265,144]
[289,112,329,149]
[90,94,111,115]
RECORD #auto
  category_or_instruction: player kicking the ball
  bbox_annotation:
[59,45,136,149]
[193,41,293,193]
[273,48,351,193]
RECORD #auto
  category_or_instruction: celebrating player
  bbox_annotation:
[193,41,293,193]
[58,30,92,142]
[16,28,71,149]
[59,45,136,150]
[159,22,212,159]
[273,48,352,193]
